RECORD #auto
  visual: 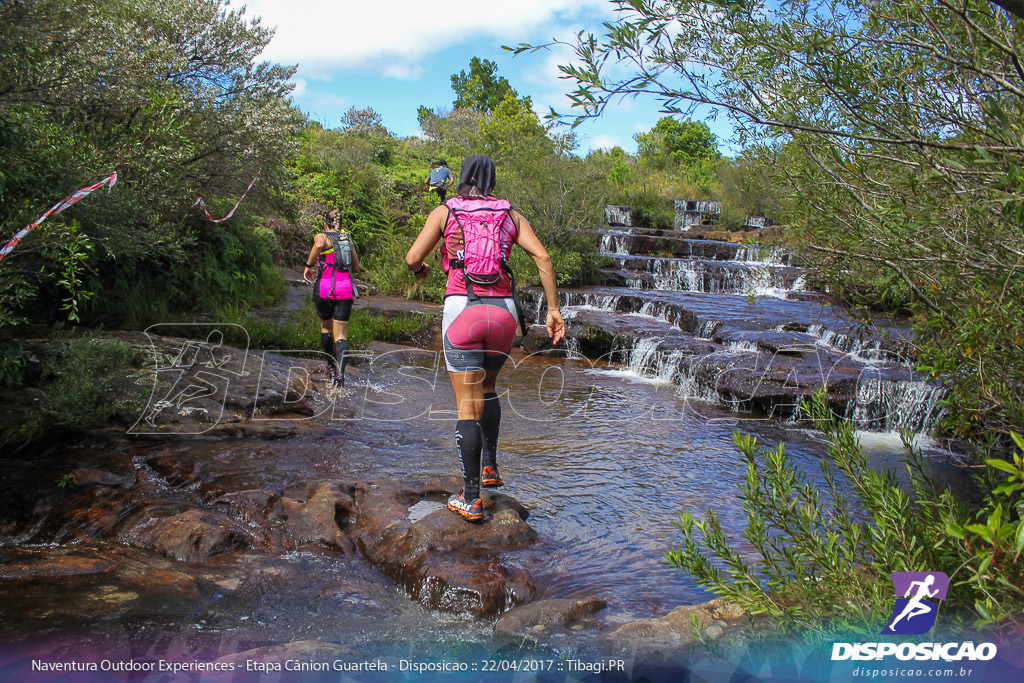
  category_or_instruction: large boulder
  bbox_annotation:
[351,478,540,616]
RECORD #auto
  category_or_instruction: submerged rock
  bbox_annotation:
[493,597,607,649]
[598,597,747,661]
[119,506,252,562]
[272,480,356,556]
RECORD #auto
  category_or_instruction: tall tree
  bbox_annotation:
[634,117,721,169]
[450,57,516,113]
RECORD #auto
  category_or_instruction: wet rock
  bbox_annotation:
[494,597,607,649]
[0,545,201,623]
[119,506,252,562]
[714,330,819,356]
[351,478,540,616]
[117,333,334,437]
[0,547,116,579]
[599,598,747,661]
[146,453,200,487]
[68,466,132,488]
[596,269,629,287]
[606,235,743,261]
[274,481,356,555]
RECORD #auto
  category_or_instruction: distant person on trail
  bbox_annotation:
[303,208,360,386]
[405,154,565,522]
[424,159,452,202]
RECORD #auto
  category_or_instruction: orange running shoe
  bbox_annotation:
[447,492,484,522]
[481,465,504,488]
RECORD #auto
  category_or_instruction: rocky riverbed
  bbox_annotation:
[0,327,758,680]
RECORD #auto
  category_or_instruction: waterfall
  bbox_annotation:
[599,234,630,256]
[848,377,947,433]
[673,358,725,404]
[789,324,914,366]
[696,320,722,340]
[563,336,583,360]
[568,226,945,435]
[624,337,664,376]
[733,244,792,266]
[610,256,802,296]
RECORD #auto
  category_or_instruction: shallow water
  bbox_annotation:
[0,338,967,671]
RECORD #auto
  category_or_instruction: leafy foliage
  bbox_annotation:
[35,336,146,432]
[0,0,302,326]
[635,117,722,169]
[668,389,1024,639]
[450,57,516,113]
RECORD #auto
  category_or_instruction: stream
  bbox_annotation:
[0,221,964,678]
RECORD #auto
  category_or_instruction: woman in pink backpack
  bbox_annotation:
[405,155,565,522]
[302,208,361,386]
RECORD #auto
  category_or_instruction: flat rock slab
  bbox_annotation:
[351,478,540,617]
[0,545,201,623]
[494,597,607,650]
[599,597,747,661]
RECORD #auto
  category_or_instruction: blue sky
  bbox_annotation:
[240,0,737,156]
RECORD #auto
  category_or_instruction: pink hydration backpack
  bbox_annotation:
[443,196,528,334]
[443,196,515,295]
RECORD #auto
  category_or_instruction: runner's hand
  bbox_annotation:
[547,310,566,345]
[413,263,431,279]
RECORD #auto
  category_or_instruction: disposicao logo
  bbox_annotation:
[883,571,949,635]
[831,570,998,662]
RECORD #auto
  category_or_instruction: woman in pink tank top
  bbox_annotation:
[405,155,565,522]
[302,209,361,386]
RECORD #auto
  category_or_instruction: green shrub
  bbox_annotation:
[946,433,1024,631]
[0,341,27,388]
[347,309,433,350]
[667,389,1023,640]
[917,282,1024,444]
[625,191,676,230]
[215,299,433,359]
[36,336,146,431]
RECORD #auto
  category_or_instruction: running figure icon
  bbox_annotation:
[883,571,949,635]
[887,574,938,631]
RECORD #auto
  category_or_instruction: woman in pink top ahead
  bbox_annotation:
[405,155,565,521]
[302,209,361,386]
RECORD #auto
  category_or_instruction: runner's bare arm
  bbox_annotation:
[512,211,565,344]
[302,234,325,284]
[405,205,445,279]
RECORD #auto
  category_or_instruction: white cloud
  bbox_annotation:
[521,42,580,114]
[380,62,426,81]
[241,0,610,78]
[290,77,307,97]
[587,133,622,151]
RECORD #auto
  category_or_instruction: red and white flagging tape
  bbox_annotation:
[192,170,261,223]
[0,172,118,262]
[1,169,261,262]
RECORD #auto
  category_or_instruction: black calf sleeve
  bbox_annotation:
[320,332,334,363]
[481,392,500,467]
[455,419,482,500]
[335,338,349,375]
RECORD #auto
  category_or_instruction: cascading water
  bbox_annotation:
[848,375,948,433]
[546,220,947,435]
